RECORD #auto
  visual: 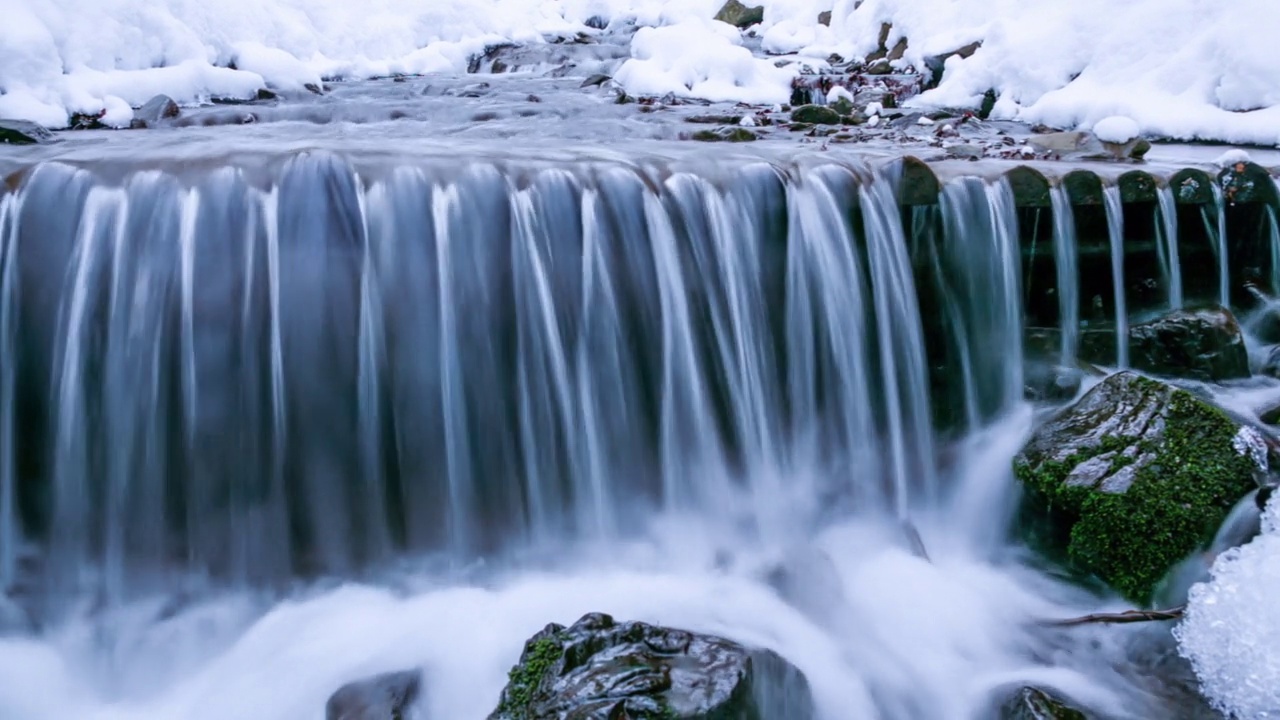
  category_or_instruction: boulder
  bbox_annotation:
[488,612,814,720]
[998,687,1088,719]
[1023,363,1085,403]
[1127,307,1249,381]
[130,94,181,129]
[689,127,758,142]
[713,0,764,28]
[1014,372,1263,603]
[326,669,421,720]
[0,120,55,145]
[789,104,841,125]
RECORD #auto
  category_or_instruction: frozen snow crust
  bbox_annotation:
[1176,496,1280,718]
[3,0,1280,143]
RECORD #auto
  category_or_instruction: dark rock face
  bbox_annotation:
[326,669,422,720]
[1014,372,1261,603]
[488,612,814,720]
[998,687,1088,719]
[713,0,765,28]
[789,104,840,125]
[690,127,758,142]
[1127,307,1249,382]
[1023,363,1084,403]
[0,119,56,145]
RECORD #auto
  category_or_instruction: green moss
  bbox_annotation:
[1016,379,1256,604]
[498,633,564,718]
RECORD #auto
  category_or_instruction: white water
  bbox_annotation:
[1209,184,1231,308]
[1102,186,1128,368]
[1155,185,1184,310]
[1050,186,1080,365]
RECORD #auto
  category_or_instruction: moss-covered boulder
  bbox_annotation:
[713,0,764,28]
[488,612,814,720]
[1013,372,1264,604]
[789,104,841,125]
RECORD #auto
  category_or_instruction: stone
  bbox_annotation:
[488,612,815,720]
[130,94,181,129]
[580,74,611,88]
[1023,363,1085,403]
[1026,131,1110,160]
[817,11,831,26]
[1013,372,1264,603]
[1263,346,1280,380]
[713,0,764,28]
[326,669,421,720]
[789,104,841,125]
[865,59,893,75]
[998,687,1088,719]
[689,127,758,142]
[1127,306,1249,382]
[0,119,55,145]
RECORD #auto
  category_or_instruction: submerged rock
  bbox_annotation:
[789,104,841,125]
[0,119,55,145]
[998,687,1088,719]
[713,0,765,28]
[488,612,814,720]
[689,127,758,142]
[131,94,181,129]
[1127,307,1249,382]
[1014,372,1263,603]
[326,669,421,720]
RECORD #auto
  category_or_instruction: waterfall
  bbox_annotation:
[938,177,1024,425]
[0,155,1031,599]
[1050,186,1079,365]
[1156,185,1183,310]
[1102,186,1128,368]
[1208,183,1230,307]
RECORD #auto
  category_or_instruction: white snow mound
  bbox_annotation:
[1092,116,1139,144]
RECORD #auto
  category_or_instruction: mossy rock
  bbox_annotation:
[488,612,814,720]
[713,0,764,28]
[1013,372,1263,604]
[789,104,841,125]
[999,687,1088,719]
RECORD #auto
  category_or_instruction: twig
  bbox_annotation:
[1046,605,1185,627]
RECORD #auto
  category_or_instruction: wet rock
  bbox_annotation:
[1014,372,1262,603]
[686,114,743,125]
[714,0,764,28]
[130,94,181,129]
[488,612,815,720]
[1104,137,1152,161]
[1023,363,1084,403]
[211,88,278,104]
[865,59,893,75]
[1262,346,1280,380]
[0,119,55,145]
[326,669,421,720]
[789,104,840,125]
[689,127,758,142]
[580,74,611,88]
[998,687,1088,719]
[923,41,982,88]
[1128,306,1249,382]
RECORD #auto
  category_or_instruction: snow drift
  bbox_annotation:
[2,0,1280,144]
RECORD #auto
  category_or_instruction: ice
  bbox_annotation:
[1176,496,1280,718]
[1092,116,1139,144]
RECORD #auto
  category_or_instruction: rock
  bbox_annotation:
[1013,372,1262,603]
[488,612,815,720]
[789,104,841,125]
[817,10,832,26]
[130,94,181,129]
[1127,307,1249,382]
[865,59,893,75]
[686,114,742,125]
[580,74,611,88]
[998,687,1088,719]
[1024,363,1085,403]
[326,669,421,720]
[1262,346,1280,379]
[946,144,984,161]
[713,0,764,28]
[689,127,758,142]
[1026,131,1110,160]
[0,119,55,145]
[977,89,998,119]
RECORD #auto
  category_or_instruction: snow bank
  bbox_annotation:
[3,0,1280,144]
[1175,495,1280,718]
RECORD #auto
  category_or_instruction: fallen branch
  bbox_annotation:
[1046,605,1185,627]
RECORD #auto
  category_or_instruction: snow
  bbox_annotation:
[825,85,854,106]
[1092,116,1139,144]
[1216,149,1253,168]
[1,0,1280,144]
[1175,495,1280,718]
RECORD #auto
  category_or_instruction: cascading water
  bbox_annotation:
[1102,186,1128,368]
[1155,185,1183,310]
[1208,184,1230,308]
[1050,186,1079,365]
[0,150,1250,720]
